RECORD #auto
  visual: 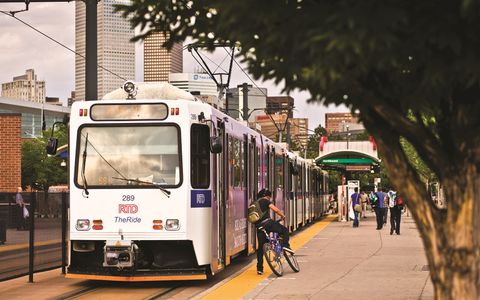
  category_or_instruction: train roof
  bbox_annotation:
[102,82,196,101]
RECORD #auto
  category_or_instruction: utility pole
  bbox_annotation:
[85,0,98,101]
[2,0,98,101]
[286,120,291,149]
[239,83,251,121]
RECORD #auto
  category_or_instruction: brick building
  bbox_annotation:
[325,112,360,133]
[266,96,294,117]
[254,115,309,148]
[0,113,21,192]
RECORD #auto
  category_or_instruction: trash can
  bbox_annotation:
[0,219,6,244]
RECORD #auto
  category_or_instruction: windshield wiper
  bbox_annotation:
[81,134,171,198]
[81,133,89,197]
[112,177,171,197]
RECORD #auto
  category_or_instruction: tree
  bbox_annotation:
[21,126,68,191]
[116,1,480,298]
[306,125,327,159]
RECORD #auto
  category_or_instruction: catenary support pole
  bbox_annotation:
[85,0,98,100]
[28,192,36,283]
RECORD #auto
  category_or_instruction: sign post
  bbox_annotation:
[347,180,360,221]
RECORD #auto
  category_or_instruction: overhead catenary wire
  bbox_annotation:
[0,10,128,82]
[223,47,323,136]
[3,8,322,135]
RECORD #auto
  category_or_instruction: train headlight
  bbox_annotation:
[75,219,90,231]
[165,219,180,231]
[123,81,137,99]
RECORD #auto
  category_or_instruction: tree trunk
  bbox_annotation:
[374,134,480,299]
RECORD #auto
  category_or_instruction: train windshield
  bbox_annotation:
[75,125,182,188]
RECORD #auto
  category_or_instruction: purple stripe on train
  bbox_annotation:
[191,190,212,208]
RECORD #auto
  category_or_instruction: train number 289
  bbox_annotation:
[122,195,135,201]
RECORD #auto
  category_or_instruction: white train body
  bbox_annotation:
[66,83,329,281]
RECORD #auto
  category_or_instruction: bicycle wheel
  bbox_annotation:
[283,250,300,272]
[263,243,283,276]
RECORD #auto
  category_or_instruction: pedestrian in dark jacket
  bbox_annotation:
[375,188,387,230]
[255,189,292,275]
[16,187,27,230]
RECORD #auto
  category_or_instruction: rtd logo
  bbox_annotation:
[119,204,138,214]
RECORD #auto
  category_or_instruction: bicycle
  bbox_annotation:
[259,222,300,276]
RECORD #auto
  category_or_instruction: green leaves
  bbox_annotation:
[21,126,68,191]
[115,0,480,181]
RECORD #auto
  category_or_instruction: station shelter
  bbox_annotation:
[315,136,380,221]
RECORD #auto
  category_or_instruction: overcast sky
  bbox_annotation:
[0,2,346,130]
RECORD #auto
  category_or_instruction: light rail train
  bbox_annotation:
[55,82,329,281]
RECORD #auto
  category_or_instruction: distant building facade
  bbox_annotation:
[1,69,45,103]
[169,73,217,96]
[144,32,183,82]
[254,115,309,148]
[0,97,70,137]
[266,96,294,117]
[45,97,63,106]
[67,91,76,107]
[227,86,267,122]
[325,112,360,133]
[75,0,135,101]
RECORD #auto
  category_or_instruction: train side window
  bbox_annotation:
[233,138,241,187]
[191,124,210,189]
[275,155,283,189]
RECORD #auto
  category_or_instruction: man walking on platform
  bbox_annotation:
[351,188,361,227]
[16,187,26,230]
[360,190,368,218]
[387,191,403,235]
[375,188,387,230]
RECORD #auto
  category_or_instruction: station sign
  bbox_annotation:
[321,158,373,164]
[346,165,371,171]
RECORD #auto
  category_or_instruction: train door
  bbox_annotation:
[211,119,226,274]
[274,153,285,216]
[286,158,294,231]
[296,162,304,227]
[246,136,257,255]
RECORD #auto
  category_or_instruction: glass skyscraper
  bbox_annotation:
[75,0,135,101]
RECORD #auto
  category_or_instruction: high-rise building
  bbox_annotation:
[144,32,183,82]
[227,85,267,122]
[325,112,360,133]
[1,69,45,103]
[75,0,135,101]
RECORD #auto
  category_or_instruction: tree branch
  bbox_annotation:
[352,81,449,180]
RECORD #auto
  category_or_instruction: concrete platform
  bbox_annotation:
[0,212,435,299]
[197,212,434,300]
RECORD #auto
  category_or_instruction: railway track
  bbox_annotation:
[52,282,183,300]
[0,246,62,281]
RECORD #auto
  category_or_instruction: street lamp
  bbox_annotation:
[346,124,350,149]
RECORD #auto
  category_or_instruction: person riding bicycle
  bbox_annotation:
[254,188,293,275]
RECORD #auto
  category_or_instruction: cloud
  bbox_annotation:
[0,2,74,100]
[0,2,347,127]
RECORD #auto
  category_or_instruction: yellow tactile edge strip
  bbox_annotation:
[198,214,337,300]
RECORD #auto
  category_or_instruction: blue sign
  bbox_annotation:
[191,190,212,208]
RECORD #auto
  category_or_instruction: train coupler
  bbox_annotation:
[103,240,138,269]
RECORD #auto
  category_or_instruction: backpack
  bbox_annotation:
[396,196,404,207]
[247,199,266,224]
[370,192,378,207]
